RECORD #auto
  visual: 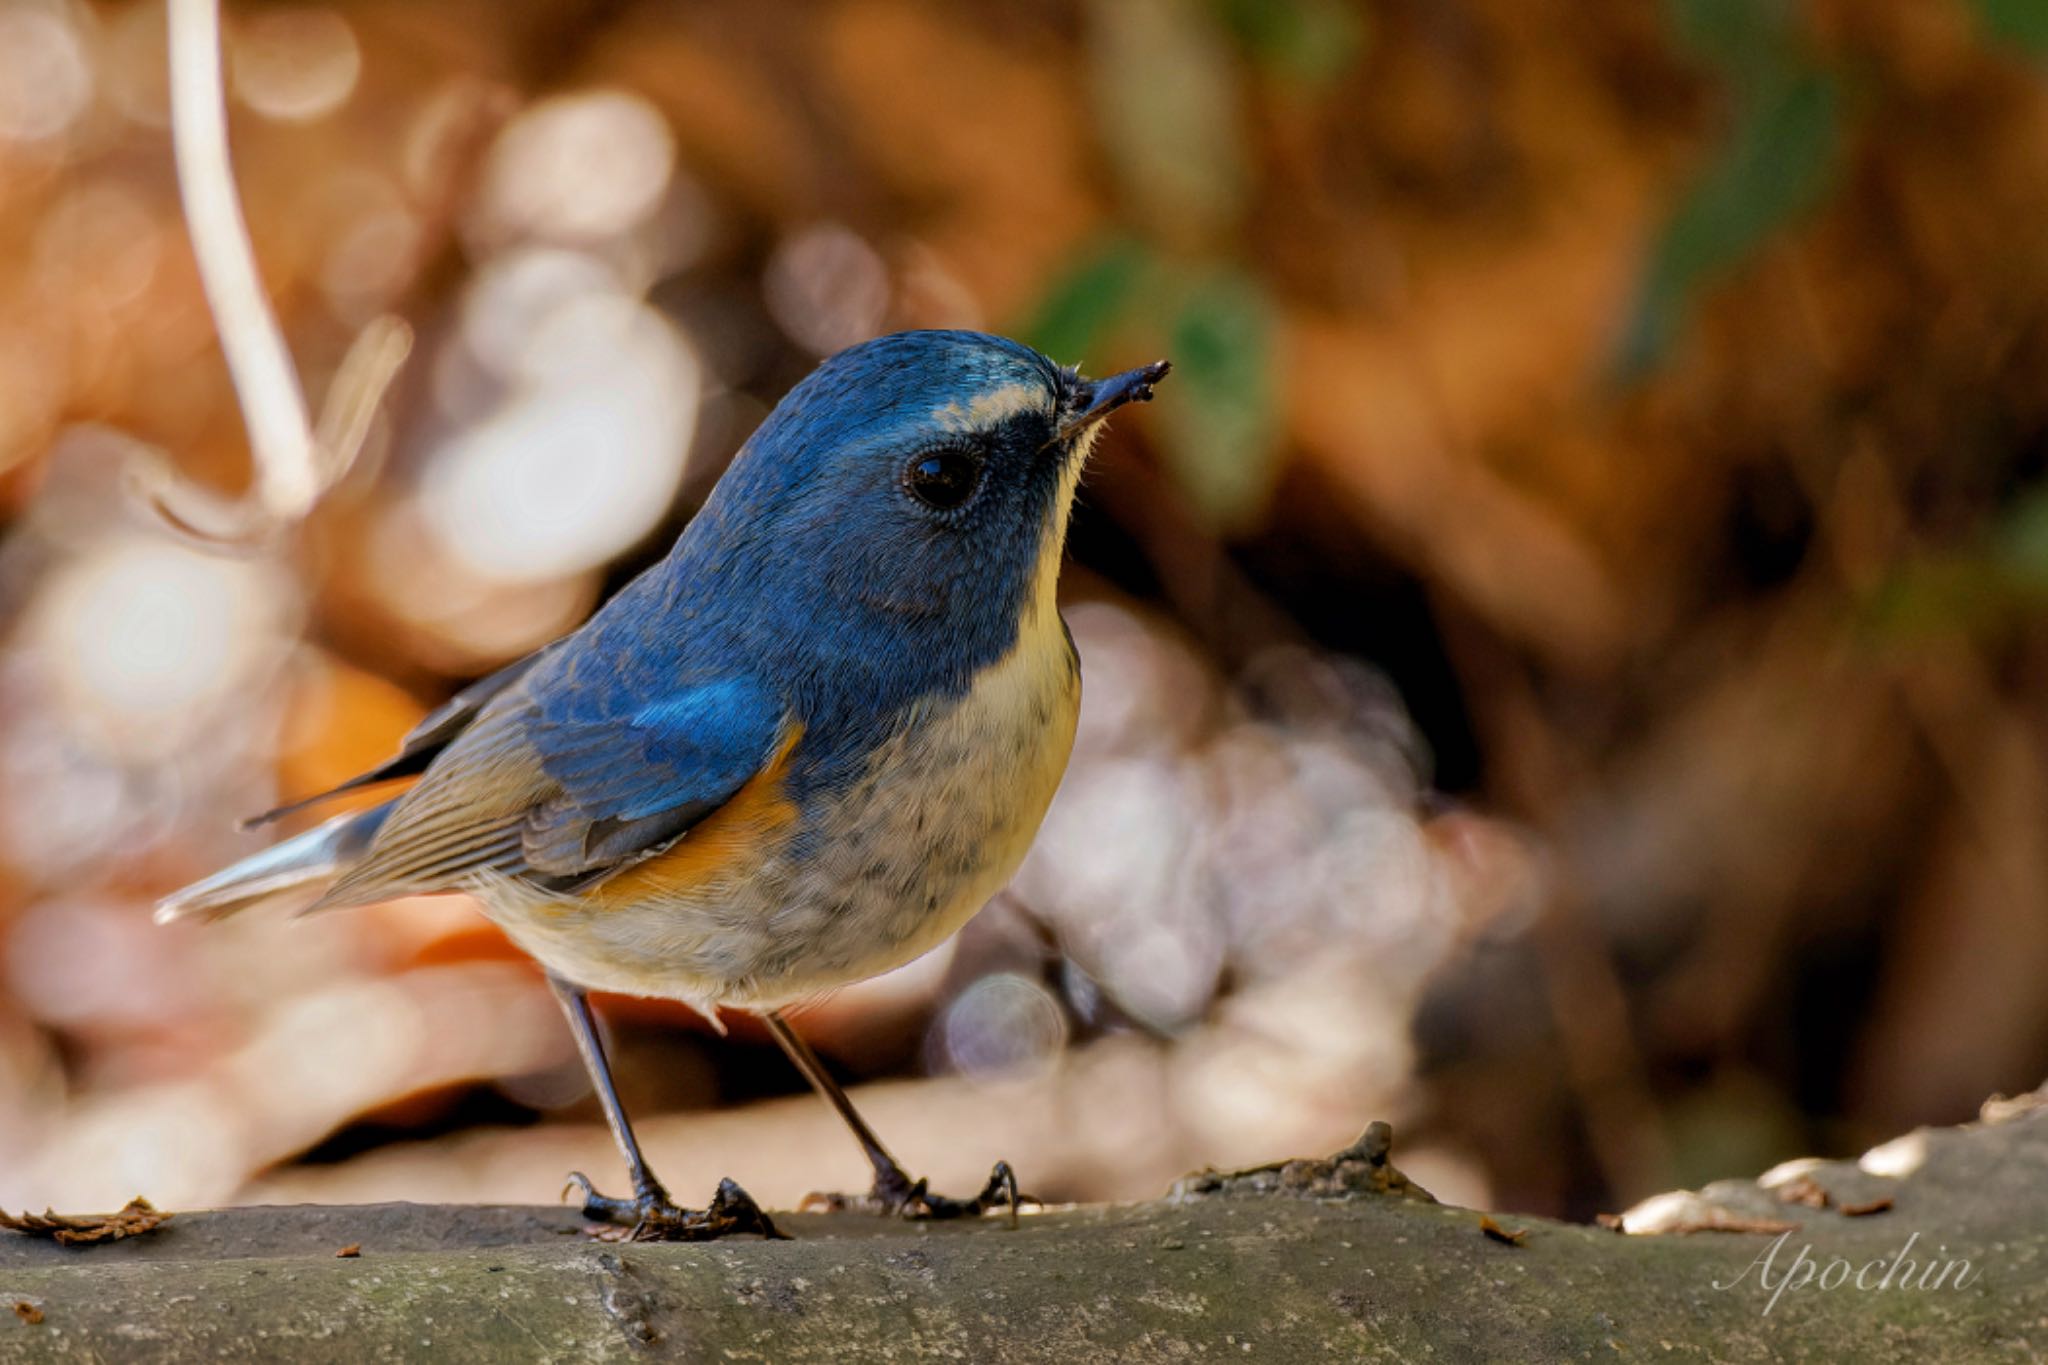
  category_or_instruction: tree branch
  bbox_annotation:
[3,1094,2040,1359]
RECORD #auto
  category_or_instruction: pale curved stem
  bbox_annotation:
[159,0,411,544]
[166,0,317,519]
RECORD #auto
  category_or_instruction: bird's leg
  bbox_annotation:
[550,977,784,1241]
[763,1011,1029,1223]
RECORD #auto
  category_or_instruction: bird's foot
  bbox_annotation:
[800,1159,1032,1225]
[564,1172,787,1242]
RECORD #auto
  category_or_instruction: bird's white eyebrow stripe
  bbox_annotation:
[931,383,1050,433]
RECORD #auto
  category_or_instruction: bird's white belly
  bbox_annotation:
[480,615,1080,1009]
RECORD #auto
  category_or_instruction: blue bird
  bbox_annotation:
[158,330,1169,1240]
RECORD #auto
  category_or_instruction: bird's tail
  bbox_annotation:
[154,802,394,925]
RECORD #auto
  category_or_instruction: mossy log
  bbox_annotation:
[2,1104,2044,1361]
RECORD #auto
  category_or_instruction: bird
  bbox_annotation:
[157,329,1170,1241]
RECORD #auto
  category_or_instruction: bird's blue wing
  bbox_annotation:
[517,673,788,884]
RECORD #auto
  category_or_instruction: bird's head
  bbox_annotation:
[689,330,1167,677]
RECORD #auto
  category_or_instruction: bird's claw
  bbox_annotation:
[564,1171,788,1242]
[799,1159,1033,1226]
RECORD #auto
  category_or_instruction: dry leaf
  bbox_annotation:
[336,1243,362,1258]
[1981,1091,2048,1126]
[1769,1176,1892,1217]
[11,1302,42,1326]
[1667,1211,1799,1236]
[0,1197,171,1246]
[1602,1190,1800,1236]
[1479,1214,1527,1246]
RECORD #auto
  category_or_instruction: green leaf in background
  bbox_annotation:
[1615,69,1842,378]
[1211,0,1369,90]
[1973,0,2048,55]
[1086,0,1250,245]
[1157,267,1281,528]
[1993,481,2048,587]
[1023,236,1153,366]
[1023,245,1280,528]
[1861,481,2048,645]
[1663,0,1799,84]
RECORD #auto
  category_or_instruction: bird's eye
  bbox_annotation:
[903,446,983,511]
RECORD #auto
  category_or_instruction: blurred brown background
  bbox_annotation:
[2,0,2046,1225]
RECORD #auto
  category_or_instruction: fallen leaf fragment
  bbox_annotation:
[1838,1197,1894,1217]
[336,1243,362,1258]
[1652,1209,1801,1236]
[1766,1174,1893,1217]
[1684,1213,1804,1236]
[11,1302,42,1325]
[1774,1176,1831,1210]
[0,1197,172,1246]
[1479,1215,1526,1246]
[1981,1090,2047,1125]
[1601,1190,1799,1236]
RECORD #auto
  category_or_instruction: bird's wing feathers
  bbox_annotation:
[319,670,788,906]
[520,676,787,882]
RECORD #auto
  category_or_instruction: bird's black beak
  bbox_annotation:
[1058,360,1171,442]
